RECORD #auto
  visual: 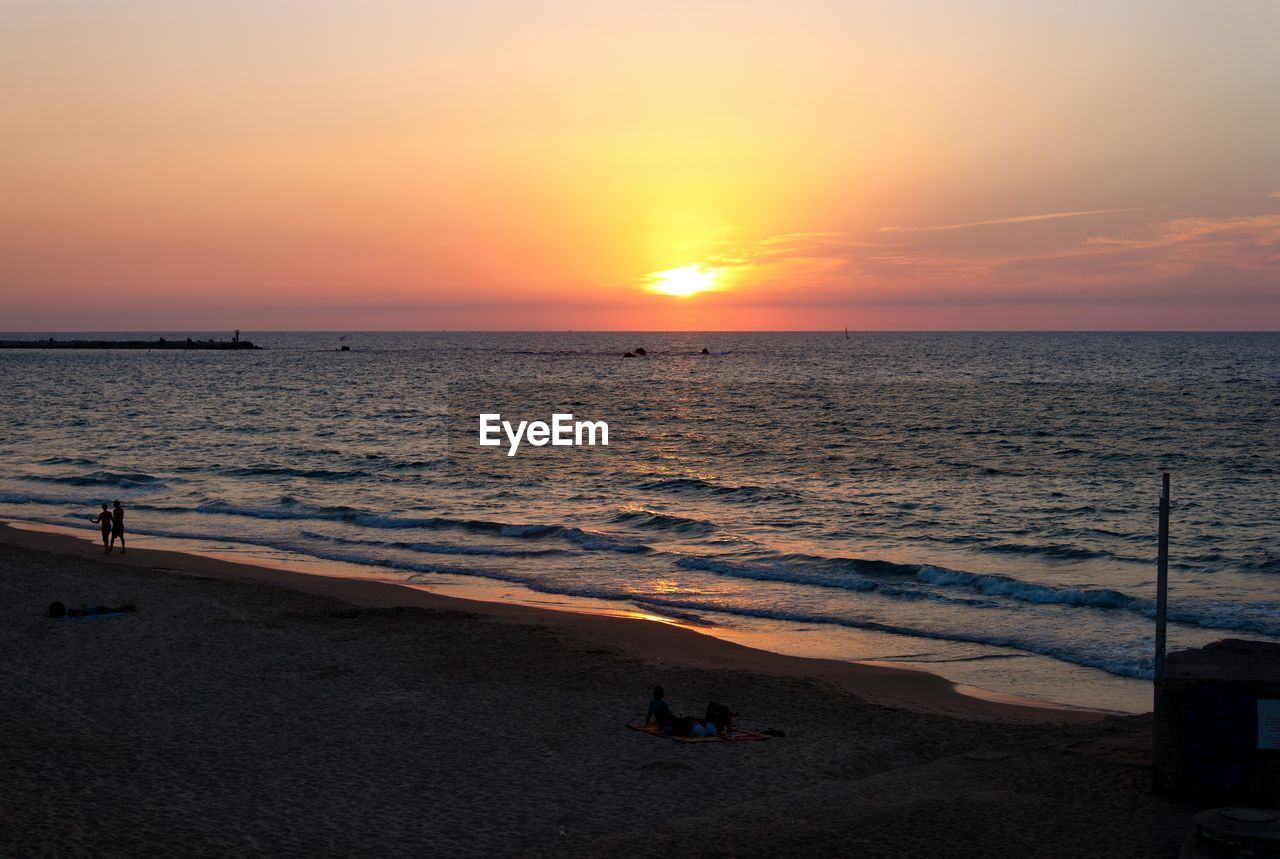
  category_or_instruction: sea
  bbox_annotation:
[3,332,1277,712]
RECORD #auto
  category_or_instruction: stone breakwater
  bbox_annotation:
[0,338,260,350]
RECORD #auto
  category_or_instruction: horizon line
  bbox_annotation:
[2,329,1279,335]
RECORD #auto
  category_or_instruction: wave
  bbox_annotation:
[675,550,1280,639]
[299,531,565,558]
[423,554,1162,679]
[560,528,651,553]
[383,459,446,471]
[626,601,718,626]
[35,471,166,489]
[1165,598,1280,640]
[194,499,493,530]
[186,500,655,554]
[610,595,1158,680]
[498,524,558,538]
[923,533,1139,565]
[1239,556,1280,574]
[286,547,1148,679]
[916,566,1280,638]
[0,490,93,506]
[609,508,718,536]
[677,555,880,593]
[221,465,371,481]
[638,476,786,501]
[675,554,996,607]
[498,523,649,553]
[679,552,920,582]
[0,489,658,557]
[916,566,1143,610]
[981,540,1111,562]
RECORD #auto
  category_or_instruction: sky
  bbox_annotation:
[2,0,1279,330]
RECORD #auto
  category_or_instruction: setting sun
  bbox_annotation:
[648,265,719,298]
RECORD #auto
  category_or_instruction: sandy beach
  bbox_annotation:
[0,522,1195,856]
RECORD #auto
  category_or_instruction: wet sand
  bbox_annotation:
[0,522,1193,856]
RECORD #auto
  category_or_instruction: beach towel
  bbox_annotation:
[720,729,772,742]
[626,724,772,743]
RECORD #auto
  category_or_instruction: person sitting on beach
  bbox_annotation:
[89,504,113,553]
[110,499,126,553]
[644,686,679,733]
[47,601,137,618]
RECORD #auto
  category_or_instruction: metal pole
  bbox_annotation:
[1154,472,1170,681]
[1151,473,1171,795]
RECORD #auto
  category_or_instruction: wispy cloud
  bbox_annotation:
[879,207,1148,233]
[682,202,1279,324]
[856,212,1280,298]
[703,232,875,269]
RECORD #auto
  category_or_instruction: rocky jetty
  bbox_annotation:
[0,337,260,350]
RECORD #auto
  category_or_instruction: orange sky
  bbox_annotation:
[3,1,1279,330]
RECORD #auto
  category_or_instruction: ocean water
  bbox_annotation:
[2,332,1277,711]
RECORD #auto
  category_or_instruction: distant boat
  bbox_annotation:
[844,326,849,340]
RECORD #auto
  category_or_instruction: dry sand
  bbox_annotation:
[0,523,1195,857]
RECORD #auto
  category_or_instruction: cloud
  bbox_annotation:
[865,212,1280,304]
[878,207,1149,233]
[677,199,1279,329]
[718,207,1279,320]
[706,232,875,269]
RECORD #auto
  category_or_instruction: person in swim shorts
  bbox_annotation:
[90,503,112,553]
[110,499,126,553]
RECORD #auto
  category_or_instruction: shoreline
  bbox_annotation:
[0,519,1190,855]
[0,520,1107,723]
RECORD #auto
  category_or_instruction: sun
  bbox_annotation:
[648,265,719,297]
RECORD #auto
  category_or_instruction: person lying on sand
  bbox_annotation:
[47,601,137,619]
[703,701,737,733]
[90,504,113,553]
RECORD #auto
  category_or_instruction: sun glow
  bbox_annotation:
[648,265,719,297]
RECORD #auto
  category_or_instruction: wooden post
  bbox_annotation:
[1154,472,1170,681]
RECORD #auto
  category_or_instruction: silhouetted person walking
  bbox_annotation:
[110,500,126,553]
[90,504,112,553]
